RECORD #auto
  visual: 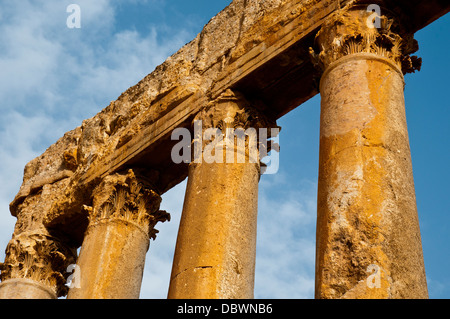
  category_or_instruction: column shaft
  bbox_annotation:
[312,7,427,299]
[168,90,275,299]
[67,169,169,299]
[67,220,149,299]
[0,279,57,299]
[168,161,259,299]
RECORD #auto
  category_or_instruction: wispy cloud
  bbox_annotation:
[254,174,316,299]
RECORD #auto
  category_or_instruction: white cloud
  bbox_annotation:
[0,0,189,120]
[254,174,317,299]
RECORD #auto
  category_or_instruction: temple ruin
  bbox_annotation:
[0,0,449,299]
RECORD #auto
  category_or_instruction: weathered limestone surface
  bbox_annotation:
[1,0,449,299]
[168,160,260,299]
[67,170,169,299]
[0,279,57,299]
[313,7,428,298]
[0,179,77,297]
[168,90,278,299]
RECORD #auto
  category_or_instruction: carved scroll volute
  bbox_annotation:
[309,5,422,75]
[85,169,170,241]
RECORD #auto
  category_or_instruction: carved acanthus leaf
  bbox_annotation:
[88,169,170,240]
[310,8,422,75]
[0,233,76,297]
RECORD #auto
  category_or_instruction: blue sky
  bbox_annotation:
[0,1,448,299]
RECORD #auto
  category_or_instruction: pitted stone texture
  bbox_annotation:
[316,54,428,299]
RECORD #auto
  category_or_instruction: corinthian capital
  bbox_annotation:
[310,5,422,75]
[195,89,277,132]
[86,169,170,240]
[191,89,280,167]
[0,233,77,297]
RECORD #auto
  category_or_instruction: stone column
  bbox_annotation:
[0,233,76,299]
[168,90,278,299]
[311,5,427,298]
[67,169,169,299]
